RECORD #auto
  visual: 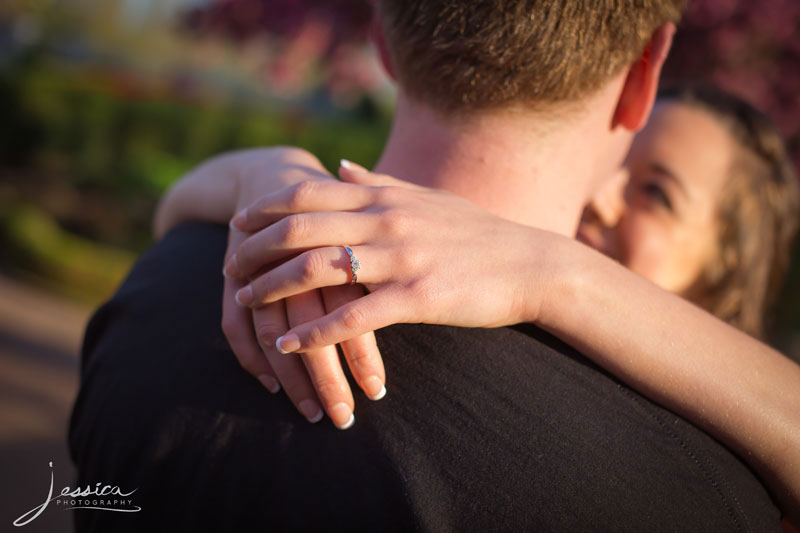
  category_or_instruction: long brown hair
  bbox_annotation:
[660,85,800,338]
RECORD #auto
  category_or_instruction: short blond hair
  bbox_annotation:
[377,0,686,113]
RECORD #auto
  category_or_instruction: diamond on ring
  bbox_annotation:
[344,246,361,284]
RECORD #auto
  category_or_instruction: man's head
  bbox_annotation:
[371,0,686,235]
[376,0,685,115]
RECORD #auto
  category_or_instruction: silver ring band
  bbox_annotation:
[344,246,360,285]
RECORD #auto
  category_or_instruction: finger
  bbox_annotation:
[222,277,280,392]
[224,211,372,279]
[235,245,383,308]
[231,179,376,233]
[252,300,325,425]
[276,289,406,354]
[322,285,386,401]
[222,230,280,393]
[285,290,355,430]
[339,159,424,190]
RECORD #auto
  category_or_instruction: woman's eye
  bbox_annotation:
[640,181,673,211]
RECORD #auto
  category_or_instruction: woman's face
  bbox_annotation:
[577,101,735,294]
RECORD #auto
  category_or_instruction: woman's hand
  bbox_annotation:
[155,147,386,429]
[227,153,388,429]
[224,161,570,354]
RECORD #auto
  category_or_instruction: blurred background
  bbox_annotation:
[1,0,799,529]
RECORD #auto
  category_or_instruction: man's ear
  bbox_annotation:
[370,14,396,80]
[613,22,675,132]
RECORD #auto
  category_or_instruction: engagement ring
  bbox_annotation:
[344,246,361,284]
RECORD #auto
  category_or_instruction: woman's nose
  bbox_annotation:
[589,168,627,227]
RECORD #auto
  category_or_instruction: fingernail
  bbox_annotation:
[235,285,253,306]
[299,399,323,423]
[258,374,281,394]
[364,376,386,401]
[340,159,366,172]
[223,254,240,278]
[231,208,247,230]
[275,333,300,354]
[330,403,355,430]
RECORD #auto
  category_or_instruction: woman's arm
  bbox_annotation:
[153,147,331,239]
[227,164,800,521]
[541,236,800,525]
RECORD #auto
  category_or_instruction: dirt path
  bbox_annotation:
[0,274,92,531]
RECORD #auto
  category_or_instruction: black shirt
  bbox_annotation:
[69,223,780,532]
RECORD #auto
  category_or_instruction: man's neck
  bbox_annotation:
[373,93,620,237]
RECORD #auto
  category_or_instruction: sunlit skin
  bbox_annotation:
[578,101,736,295]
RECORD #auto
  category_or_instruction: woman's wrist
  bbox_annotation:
[514,228,578,327]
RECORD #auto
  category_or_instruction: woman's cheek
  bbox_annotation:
[615,213,675,289]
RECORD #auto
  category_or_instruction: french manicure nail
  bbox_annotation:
[257,374,281,394]
[330,403,355,430]
[340,158,366,172]
[299,399,323,423]
[364,376,387,401]
[235,285,253,306]
[231,208,247,230]
[223,255,239,278]
[370,385,387,401]
[275,333,300,354]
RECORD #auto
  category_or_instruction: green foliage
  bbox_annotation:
[0,204,136,305]
[0,62,389,303]
[1,62,389,232]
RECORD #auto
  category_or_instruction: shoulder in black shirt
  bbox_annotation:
[69,222,780,532]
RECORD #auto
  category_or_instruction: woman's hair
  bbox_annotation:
[658,84,800,338]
